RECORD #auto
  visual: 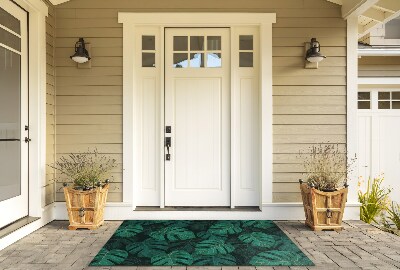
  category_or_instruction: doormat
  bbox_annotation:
[90,220,314,266]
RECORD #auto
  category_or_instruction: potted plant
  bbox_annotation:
[51,149,117,230]
[298,144,355,231]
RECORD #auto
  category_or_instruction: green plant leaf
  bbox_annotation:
[193,253,236,266]
[250,250,312,266]
[149,226,195,241]
[238,232,277,248]
[90,248,128,266]
[151,251,193,266]
[208,221,242,236]
[114,224,144,237]
[194,239,234,255]
[126,238,168,258]
[242,220,276,229]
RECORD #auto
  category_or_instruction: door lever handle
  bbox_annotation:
[165,137,171,161]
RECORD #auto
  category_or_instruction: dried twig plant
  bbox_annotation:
[299,144,356,191]
[50,148,117,190]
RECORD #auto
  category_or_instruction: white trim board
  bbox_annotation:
[53,202,361,220]
[119,13,276,210]
[359,77,400,85]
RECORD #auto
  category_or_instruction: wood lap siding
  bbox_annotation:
[359,56,400,77]
[55,0,346,203]
[45,1,56,207]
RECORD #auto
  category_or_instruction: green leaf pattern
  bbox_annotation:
[90,220,313,267]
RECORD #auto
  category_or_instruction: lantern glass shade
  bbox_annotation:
[305,38,326,63]
[70,38,90,63]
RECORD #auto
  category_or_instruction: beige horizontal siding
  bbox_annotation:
[359,56,400,77]
[55,0,346,203]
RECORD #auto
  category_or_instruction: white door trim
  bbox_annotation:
[12,0,48,217]
[119,13,276,210]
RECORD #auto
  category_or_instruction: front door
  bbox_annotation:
[0,0,28,228]
[164,28,230,206]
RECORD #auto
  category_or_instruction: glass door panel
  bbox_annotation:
[0,47,21,202]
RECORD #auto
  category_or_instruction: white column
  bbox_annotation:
[347,16,360,205]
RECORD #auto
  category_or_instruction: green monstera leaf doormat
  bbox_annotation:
[90,220,314,267]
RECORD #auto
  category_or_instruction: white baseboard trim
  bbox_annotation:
[0,203,54,251]
[54,201,361,220]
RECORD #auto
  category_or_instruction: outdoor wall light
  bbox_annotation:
[305,38,326,69]
[70,38,91,64]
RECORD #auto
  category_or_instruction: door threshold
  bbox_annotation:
[0,216,40,240]
[135,206,261,212]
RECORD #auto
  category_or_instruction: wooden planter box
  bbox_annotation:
[63,184,109,230]
[300,182,348,231]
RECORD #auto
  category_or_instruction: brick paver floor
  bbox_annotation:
[0,220,399,270]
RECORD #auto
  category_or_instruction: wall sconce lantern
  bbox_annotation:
[305,38,326,69]
[70,38,91,64]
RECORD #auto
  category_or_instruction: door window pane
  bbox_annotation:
[142,35,155,50]
[0,7,20,34]
[173,53,188,68]
[358,101,370,109]
[378,92,390,100]
[189,53,204,68]
[190,36,204,51]
[174,36,188,51]
[239,52,253,67]
[358,92,370,100]
[392,101,400,109]
[207,53,221,68]
[207,36,221,50]
[392,92,400,100]
[142,53,155,67]
[0,47,21,201]
[0,27,21,51]
[378,101,390,109]
[239,35,253,50]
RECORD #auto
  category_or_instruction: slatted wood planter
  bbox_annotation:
[63,184,109,230]
[300,182,348,231]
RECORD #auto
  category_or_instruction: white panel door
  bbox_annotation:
[378,116,400,201]
[0,0,28,228]
[164,28,230,206]
[357,90,400,203]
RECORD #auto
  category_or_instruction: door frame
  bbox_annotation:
[11,0,49,218]
[119,13,276,210]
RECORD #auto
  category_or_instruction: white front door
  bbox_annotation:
[0,0,29,228]
[358,90,400,202]
[164,28,231,206]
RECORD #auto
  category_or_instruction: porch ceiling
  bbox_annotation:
[326,0,400,39]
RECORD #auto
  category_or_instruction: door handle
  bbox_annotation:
[24,137,31,143]
[165,137,171,161]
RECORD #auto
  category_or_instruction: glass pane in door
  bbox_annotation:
[0,46,21,201]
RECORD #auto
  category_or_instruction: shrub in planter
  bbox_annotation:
[50,149,116,230]
[298,144,355,231]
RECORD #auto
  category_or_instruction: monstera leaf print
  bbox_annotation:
[151,250,193,266]
[208,221,242,236]
[90,248,128,266]
[238,232,277,248]
[250,250,312,266]
[197,231,227,241]
[114,224,144,237]
[194,239,235,255]
[193,253,236,266]
[242,220,276,229]
[126,238,168,258]
[149,226,195,241]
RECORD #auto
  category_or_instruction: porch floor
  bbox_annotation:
[0,220,400,270]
